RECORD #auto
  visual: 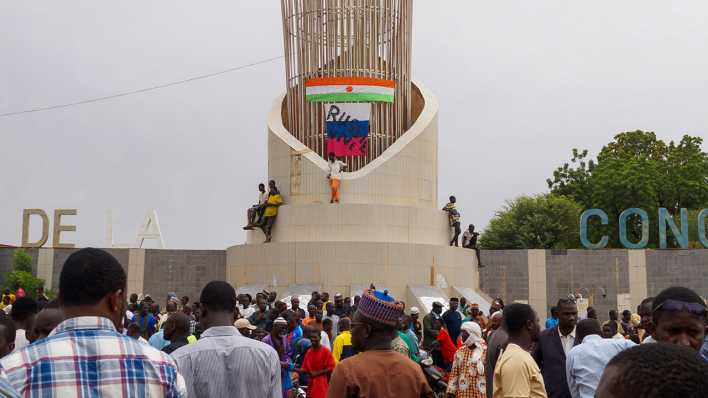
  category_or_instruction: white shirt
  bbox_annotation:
[14,330,28,351]
[566,334,635,398]
[258,191,268,205]
[559,326,576,355]
[320,330,332,351]
[239,305,255,319]
[328,160,346,180]
[172,326,281,398]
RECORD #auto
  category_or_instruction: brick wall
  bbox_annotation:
[545,250,629,321]
[141,250,226,304]
[646,249,708,298]
[479,250,528,304]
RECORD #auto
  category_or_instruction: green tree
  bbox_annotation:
[549,131,707,248]
[12,249,33,273]
[2,249,44,298]
[661,135,708,213]
[547,148,595,207]
[480,194,582,249]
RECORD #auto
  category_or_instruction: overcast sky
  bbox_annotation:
[2,1,707,249]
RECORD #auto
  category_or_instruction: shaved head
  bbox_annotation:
[576,318,602,343]
[164,312,190,341]
[30,307,64,343]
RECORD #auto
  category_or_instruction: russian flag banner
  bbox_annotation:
[325,103,370,157]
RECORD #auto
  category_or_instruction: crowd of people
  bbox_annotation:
[0,248,705,397]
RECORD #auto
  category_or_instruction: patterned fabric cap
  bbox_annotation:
[356,289,404,327]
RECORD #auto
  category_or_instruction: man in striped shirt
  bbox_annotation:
[0,248,187,397]
[172,281,282,398]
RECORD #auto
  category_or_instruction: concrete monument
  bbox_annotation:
[226,1,489,310]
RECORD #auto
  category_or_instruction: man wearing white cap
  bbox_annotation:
[263,316,295,398]
[409,307,422,342]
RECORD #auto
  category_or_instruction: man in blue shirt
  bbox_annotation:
[442,297,462,344]
[135,302,157,339]
[545,306,559,329]
[566,318,635,398]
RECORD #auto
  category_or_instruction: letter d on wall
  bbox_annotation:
[580,209,608,249]
[21,209,49,247]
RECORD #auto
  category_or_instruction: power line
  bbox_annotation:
[0,55,283,118]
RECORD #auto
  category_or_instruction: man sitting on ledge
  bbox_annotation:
[244,183,268,230]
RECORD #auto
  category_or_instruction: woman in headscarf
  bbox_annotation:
[446,321,487,398]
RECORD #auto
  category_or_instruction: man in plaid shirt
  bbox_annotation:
[0,248,187,397]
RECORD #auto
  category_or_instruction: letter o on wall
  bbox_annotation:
[580,209,608,249]
[619,208,649,249]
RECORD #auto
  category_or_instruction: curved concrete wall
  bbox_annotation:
[226,241,479,301]
[246,203,451,245]
[267,81,439,208]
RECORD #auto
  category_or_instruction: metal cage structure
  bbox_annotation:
[280,0,413,171]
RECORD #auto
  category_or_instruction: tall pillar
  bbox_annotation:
[36,248,54,290]
[127,249,145,295]
[528,249,548,320]
[627,249,648,311]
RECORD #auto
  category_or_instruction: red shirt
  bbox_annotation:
[437,327,457,365]
[302,345,335,398]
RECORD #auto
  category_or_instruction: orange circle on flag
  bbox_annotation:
[346,86,353,92]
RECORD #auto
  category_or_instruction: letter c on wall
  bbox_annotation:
[580,209,608,249]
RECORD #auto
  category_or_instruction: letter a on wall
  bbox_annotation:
[134,210,165,249]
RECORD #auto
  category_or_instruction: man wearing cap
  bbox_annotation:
[327,289,434,398]
[234,318,257,338]
[409,307,423,342]
[263,316,294,398]
[333,293,347,317]
[423,301,443,350]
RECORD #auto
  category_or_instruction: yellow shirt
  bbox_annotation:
[263,194,283,217]
[493,343,547,398]
[332,331,352,363]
